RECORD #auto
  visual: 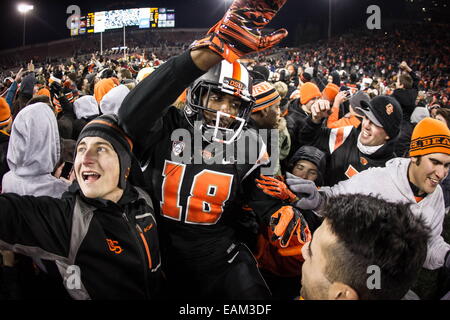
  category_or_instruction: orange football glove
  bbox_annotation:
[270,206,311,248]
[190,0,288,63]
[256,175,298,203]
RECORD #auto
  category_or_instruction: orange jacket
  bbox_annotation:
[327,105,361,129]
[254,226,306,277]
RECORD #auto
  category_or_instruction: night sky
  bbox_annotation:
[0,0,440,51]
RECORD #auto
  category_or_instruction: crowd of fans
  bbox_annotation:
[0,0,449,301]
[0,29,206,75]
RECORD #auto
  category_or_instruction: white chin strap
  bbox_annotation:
[207,111,246,145]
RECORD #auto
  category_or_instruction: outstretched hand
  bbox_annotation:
[14,68,24,82]
[256,174,298,202]
[190,0,289,63]
[27,60,35,72]
[399,61,411,72]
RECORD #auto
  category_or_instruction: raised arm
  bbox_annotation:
[117,51,207,159]
[298,100,333,153]
[118,0,288,160]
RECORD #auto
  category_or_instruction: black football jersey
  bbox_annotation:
[119,51,284,271]
[140,107,281,270]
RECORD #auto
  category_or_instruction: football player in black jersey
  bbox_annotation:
[118,0,310,299]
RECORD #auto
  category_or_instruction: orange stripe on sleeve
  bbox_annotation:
[232,61,242,82]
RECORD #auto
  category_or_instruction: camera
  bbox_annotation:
[344,89,354,98]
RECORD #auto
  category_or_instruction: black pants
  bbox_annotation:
[164,243,271,300]
[260,269,301,300]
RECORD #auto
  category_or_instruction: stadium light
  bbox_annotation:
[17,3,34,46]
[18,4,34,13]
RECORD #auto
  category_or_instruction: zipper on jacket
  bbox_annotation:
[122,212,151,299]
[136,224,153,269]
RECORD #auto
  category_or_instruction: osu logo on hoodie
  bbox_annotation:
[106,239,123,254]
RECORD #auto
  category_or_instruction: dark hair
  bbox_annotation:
[411,155,423,166]
[435,108,450,129]
[26,95,52,107]
[322,194,429,300]
[89,79,96,95]
[400,73,413,89]
[67,72,78,83]
[120,68,132,80]
[286,64,298,77]
[100,68,115,79]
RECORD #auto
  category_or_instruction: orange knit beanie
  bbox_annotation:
[94,78,116,103]
[322,83,339,102]
[410,117,450,157]
[300,82,321,105]
[252,81,281,113]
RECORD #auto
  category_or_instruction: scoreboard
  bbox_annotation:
[70,7,175,36]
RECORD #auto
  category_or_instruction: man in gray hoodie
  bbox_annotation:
[2,102,70,197]
[285,117,450,272]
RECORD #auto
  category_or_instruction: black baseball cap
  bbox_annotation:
[355,95,403,139]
